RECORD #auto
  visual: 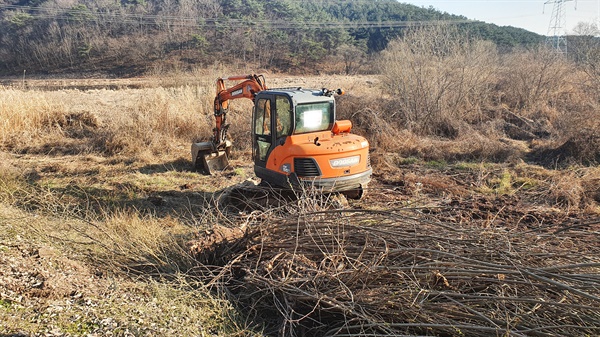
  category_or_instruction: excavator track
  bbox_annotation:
[216,180,357,214]
[217,180,297,214]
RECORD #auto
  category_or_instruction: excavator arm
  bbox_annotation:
[212,74,267,149]
[192,74,267,174]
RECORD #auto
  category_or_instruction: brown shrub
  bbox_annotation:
[338,91,522,163]
[378,25,498,137]
[498,48,575,111]
[582,168,600,206]
[546,170,585,209]
[412,132,519,163]
[221,101,255,156]
[336,93,402,152]
[529,125,600,167]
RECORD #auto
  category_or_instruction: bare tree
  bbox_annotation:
[569,21,600,96]
[336,43,366,75]
[379,24,498,137]
[500,47,574,110]
[572,21,600,36]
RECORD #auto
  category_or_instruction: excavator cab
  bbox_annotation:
[251,88,371,198]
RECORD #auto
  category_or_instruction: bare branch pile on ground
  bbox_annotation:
[191,209,600,337]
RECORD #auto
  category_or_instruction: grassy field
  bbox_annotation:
[0,76,260,336]
[1,72,599,336]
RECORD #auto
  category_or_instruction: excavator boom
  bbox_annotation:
[192,74,267,174]
[212,74,267,147]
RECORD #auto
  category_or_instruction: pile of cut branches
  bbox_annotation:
[191,209,600,337]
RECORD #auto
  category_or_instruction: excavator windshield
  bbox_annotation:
[294,102,334,134]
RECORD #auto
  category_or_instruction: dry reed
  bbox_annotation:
[0,88,67,147]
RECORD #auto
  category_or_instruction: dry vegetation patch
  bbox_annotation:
[1,70,599,336]
[0,176,259,336]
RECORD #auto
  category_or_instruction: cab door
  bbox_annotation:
[252,94,293,169]
[252,96,275,168]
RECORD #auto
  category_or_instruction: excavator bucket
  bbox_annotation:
[191,141,232,175]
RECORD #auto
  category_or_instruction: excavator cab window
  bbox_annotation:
[294,102,334,134]
[275,95,292,138]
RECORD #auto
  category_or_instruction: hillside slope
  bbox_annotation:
[0,0,542,75]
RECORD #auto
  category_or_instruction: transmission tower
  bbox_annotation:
[544,0,575,53]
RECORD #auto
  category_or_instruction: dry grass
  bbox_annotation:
[0,155,261,335]
[81,211,195,273]
[379,25,497,137]
[0,206,257,337]
[377,28,599,169]
[1,70,599,336]
[102,86,211,157]
[498,47,575,110]
[0,88,67,147]
[0,84,212,159]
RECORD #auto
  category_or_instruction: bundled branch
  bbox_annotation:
[191,208,600,337]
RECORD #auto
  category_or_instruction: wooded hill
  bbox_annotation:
[0,0,543,76]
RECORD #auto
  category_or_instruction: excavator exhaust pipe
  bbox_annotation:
[191,140,232,175]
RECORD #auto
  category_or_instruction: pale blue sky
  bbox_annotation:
[400,0,600,35]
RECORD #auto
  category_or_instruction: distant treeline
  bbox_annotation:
[0,0,544,75]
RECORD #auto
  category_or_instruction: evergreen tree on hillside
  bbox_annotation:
[0,0,543,75]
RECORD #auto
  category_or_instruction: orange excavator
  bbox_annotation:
[191,74,371,198]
